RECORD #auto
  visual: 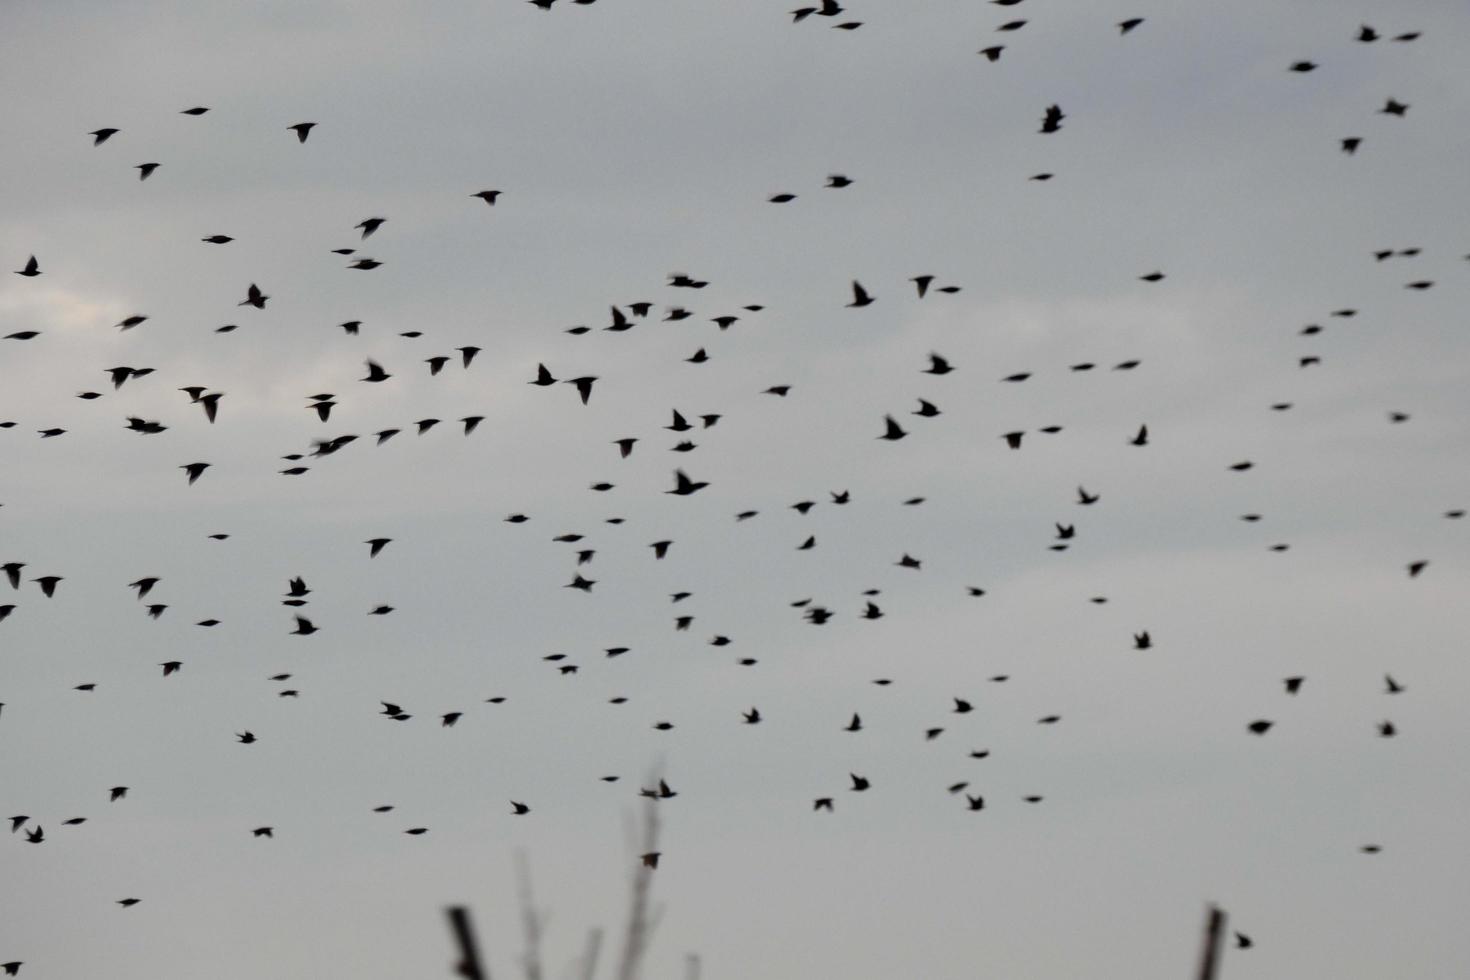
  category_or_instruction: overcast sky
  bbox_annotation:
[3,0,1469,978]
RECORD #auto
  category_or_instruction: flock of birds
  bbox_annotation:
[0,4,1461,977]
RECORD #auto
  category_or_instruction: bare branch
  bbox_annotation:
[446,905,492,980]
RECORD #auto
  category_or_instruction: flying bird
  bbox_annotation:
[288,122,317,142]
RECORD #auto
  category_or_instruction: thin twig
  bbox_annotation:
[1196,904,1226,980]
[517,851,548,980]
[577,928,603,980]
[447,905,492,980]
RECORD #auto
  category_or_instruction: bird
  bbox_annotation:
[1289,60,1316,72]
[1381,99,1408,116]
[1247,720,1274,735]
[128,578,160,600]
[135,163,160,180]
[366,538,392,558]
[979,45,1004,61]
[1133,631,1151,650]
[879,416,907,441]
[90,128,120,145]
[924,353,954,375]
[1341,137,1362,154]
[1118,17,1143,33]
[288,122,316,142]
[849,774,870,791]
[236,731,258,745]
[33,576,62,598]
[826,174,852,187]
[116,899,141,907]
[472,190,502,205]
[239,283,268,309]
[566,376,598,405]
[1284,677,1304,695]
[1385,675,1404,694]
[160,661,182,676]
[846,281,874,307]
[1039,105,1064,133]
[1,961,20,976]
[1129,425,1149,446]
[14,256,40,277]
[362,360,391,382]
[511,801,531,815]
[667,470,709,496]
[290,615,318,636]
[110,787,128,801]
[356,217,387,238]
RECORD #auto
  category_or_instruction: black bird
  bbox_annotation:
[1118,17,1143,33]
[1,961,20,976]
[511,801,530,815]
[1341,137,1362,154]
[14,256,40,277]
[288,122,316,142]
[1357,25,1379,41]
[849,774,870,791]
[348,258,382,270]
[90,128,120,145]
[1385,675,1404,694]
[239,283,268,309]
[826,174,852,187]
[1003,431,1025,450]
[135,163,160,180]
[362,360,391,383]
[846,281,874,307]
[1077,486,1099,505]
[356,217,387,238]
[426,356,450,376]
[667,469,709,495]
[879,415,907,441]
[1129,425,1148,446]
[566,376,598,405]
[33,576,62,598]
[25,826,43,843]
[472,190,502,205]
[129,578,160,600]
[1284,676,1304,695]
[1039,105,1064,133]
[979,45,1004,61]
[924,353,954,375]
[1380,98,1408,116]
[529,363,557,386]
[160,661,181,676]
[366,538,392,558]
[1133,631,1152,650]
[1247,720,1274,735]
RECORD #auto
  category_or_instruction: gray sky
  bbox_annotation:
[3,0,1469,977]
